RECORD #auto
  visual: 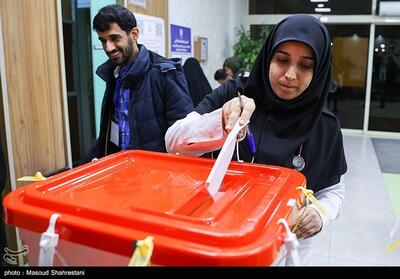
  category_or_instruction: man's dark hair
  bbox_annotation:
[93,4,137,34]
[214,69,226,81]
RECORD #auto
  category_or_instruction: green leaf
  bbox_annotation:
[233,25,269,71]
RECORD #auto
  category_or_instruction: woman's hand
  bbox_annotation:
[222,95,255,133]
[293,206,323,239]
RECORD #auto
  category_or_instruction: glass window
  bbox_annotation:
[369,26,400,133]
[250,24,274,40]
[326,25,370,130]
[249,0,373,15]
[376,0,400,16]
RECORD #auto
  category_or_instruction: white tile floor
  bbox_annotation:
[310,135,400,266]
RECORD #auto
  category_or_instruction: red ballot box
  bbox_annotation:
[3,150,305,266]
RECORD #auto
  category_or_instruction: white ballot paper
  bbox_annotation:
[205,120,249,200]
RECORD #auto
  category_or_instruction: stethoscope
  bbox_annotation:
[236,127,305,171]
[292,144,305,172]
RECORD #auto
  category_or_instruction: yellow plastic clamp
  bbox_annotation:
[17,172,46,182]
[387,239,400,253]
[296,186,327,216]
[128,236,154,266]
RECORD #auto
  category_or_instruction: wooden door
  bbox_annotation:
[0,0,70,184]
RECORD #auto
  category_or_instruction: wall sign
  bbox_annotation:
[128,0,147,8]
[135,13,165,57]
[170,24,192,54]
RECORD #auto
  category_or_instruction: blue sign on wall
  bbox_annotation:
[170,24,191,54]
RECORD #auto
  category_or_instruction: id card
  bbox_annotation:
[110,121,119,147]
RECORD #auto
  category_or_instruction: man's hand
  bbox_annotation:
[222,95,255,133]
[293,206,323,239]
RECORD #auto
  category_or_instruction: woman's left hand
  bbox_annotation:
[222,95,255,134]
[293,206,323,239]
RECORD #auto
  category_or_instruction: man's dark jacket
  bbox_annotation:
[84,45,193,163]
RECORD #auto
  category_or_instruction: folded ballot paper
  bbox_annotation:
[205,120,249,200]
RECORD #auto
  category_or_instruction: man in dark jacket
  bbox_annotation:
[85,4,193,162]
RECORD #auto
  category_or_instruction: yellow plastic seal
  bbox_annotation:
[296,186,327,216]
[387,239,400,253]
[128,236,154,266]
[17,172,46,182]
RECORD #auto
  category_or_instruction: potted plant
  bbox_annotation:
[233,25,269,72]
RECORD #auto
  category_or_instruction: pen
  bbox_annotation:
[237,89,256,157]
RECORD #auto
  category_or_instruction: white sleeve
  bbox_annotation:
[309,176,345,231]
[165,108,227,157]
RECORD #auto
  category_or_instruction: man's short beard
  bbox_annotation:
[118,37,134,66]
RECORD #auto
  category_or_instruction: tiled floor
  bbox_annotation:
[310,135,400,266]
[372,138,400,174]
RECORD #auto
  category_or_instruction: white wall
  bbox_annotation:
[169,0,248,88]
